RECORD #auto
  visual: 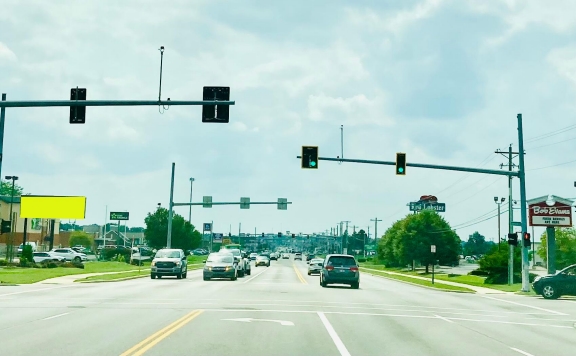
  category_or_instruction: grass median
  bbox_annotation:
[361,268,475,293]
[0,261,149,285]
[75,264,205,283]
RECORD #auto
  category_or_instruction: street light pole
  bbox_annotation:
[188,177,195,224]
[494,197,505,248]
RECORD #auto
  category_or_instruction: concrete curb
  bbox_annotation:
[78,275,149,283]
[363,272,476,294]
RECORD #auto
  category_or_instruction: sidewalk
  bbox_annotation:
[360,267,512,294]
[34,269,149,285]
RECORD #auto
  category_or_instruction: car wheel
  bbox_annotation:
[320,276,327,287]
[542,284,559,299]
[157,275,162,279]
[351,282,359,289]
[203,276,210,281]
[246,269,251,276]
[150,274,156,279]
[239,270,245,277]
[232,274,237,281]
[308,272,311,275]
[74,256,81,262]
[183,272,187,279]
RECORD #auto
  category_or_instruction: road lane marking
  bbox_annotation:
[42,312,69,321]
[317,312,351,356]
[243,266,270,284]
[434,314,454,323]
[510,347,536,356]
[482,296,568,315]
[293,264,308,284]
[222,317,294,326]
[0,285,75,297]
[120,310,203,356]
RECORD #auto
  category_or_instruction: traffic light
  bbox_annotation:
[292,233,295,238]
[0,219,11,234]
[507,232,518,246]
[202,86,230,123]
[395,153,406,175]
[523,232,531,248]
[70,88,87,124]
[278,232,282,238]
[301,146,319,169]
[228,232,232,237]
[261,232,265,237]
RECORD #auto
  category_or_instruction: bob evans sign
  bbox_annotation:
[528,196,573,227]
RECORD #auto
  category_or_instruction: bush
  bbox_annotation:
[484,272,539,285]
[469,270,489,276]
[22,245,34,264]
[40,260,58,269]
[357,257,367,263]
[0,259,8,266]
[447,273,461,277]
[18,257,37,268]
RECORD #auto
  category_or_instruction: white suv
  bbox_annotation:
[50,248,87,262]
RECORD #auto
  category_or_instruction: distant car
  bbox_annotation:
[320,254,360,289]
[255,255,270,267]
[282,253,290,259]
[269,252,278,261]
[294,253,302,261]
[203,253,237,281]
[50,248,87,262]
[532,264,576,299]
[249,253,258,260]
[307,258,324,275]
[306,254,315,263]
[150,248,188,279]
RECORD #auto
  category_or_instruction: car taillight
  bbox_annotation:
[350,266,358,272]
[326,266,334,271]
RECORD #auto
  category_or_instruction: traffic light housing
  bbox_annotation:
[507,232,518,246]
[202,86,230,123]
[396,153,406,175]
[261,232,265,237]
[228,232,232,237]
[292,233,295,238]
[278,232,282,238]
[70,88,87,124]
[301,146,318,169]
[523,232,531,248]
[0,219,11,234]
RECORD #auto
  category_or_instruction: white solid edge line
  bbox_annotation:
[317,312,352,356]
[0,285,75,297]
[434,314,454,323]
[510,347,536,356]
[482,296,568,316]
[42,312,69,321]
[243,266,270,283]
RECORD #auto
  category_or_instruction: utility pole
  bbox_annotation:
[495,145,520,286]
[341,220,351,254]
[370,217,382,247]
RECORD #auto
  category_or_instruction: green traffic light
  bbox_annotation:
[398,167,404,173]
[310,161,317,167]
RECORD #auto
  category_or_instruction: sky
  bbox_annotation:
[1,0,576,243]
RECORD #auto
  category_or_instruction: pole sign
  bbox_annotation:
[212,233,223,243]
[203,223,212,232]
[110,212,129,220]
[527,195,573,227]
[431,245,436,253]
[409,202,446,212]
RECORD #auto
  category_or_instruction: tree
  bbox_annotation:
[348,229,367,253]
[537,227,576,270]
[144,208,202,251]
[69,231,94,248]
[464,231,493,256]
[0,180,24,196]
[378,210,461,272]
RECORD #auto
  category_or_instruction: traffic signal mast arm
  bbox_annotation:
[0,99,235,108]
[295,155,519,177]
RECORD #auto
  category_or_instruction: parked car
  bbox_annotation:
[17,242,38,256]
[320,254,360,289]
[50,248,87,262]
[150,248,188,279]
[532,264,576,299]
[32,252,65,263]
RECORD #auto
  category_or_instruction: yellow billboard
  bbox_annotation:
[20,195,86,219]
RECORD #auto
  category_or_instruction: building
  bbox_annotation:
[0,196,61,247]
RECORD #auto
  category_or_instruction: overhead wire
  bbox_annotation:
[527,158,576,171]
[524,123,576,143]
[527,136,576,150]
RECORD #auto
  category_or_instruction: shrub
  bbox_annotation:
[469,270,489,276]
[447,273,461,277]
[0,259,7,266]
[357,257,367,263]
[22,245,34,264]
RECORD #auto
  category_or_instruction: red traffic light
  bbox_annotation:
[523,232,531,248]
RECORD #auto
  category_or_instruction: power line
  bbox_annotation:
[449,176,504,207]
[433,153,496,196]
[527,136,576,150]
[525,123,576,143]
[527,158,576,171]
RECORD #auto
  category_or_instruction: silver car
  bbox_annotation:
[203,253,237,281]
[307,258,324,275]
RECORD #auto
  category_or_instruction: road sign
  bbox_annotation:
[202,86,230,123]
[240,197,250,209]
[203,196,213,208]
[431,245,436,253]
[110,212,129,220]
[203,223,212,232]
[512,221,522,227]
[409,202,446,212]
[213,233,223,243]
[277,198,288,210]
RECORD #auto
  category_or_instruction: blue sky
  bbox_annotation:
[1,0,575,242]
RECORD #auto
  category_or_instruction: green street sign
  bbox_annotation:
[203,196,213,208]
[240,197,250,209]
[110,212,129,220]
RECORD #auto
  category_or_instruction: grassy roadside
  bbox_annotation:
[359,262,535,295]
[0,262,149,284]
[75,264,205,283]
[362,268,475,293]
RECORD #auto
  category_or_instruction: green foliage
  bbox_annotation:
[464,231,493,256]
[69,231,94,248]
[21,245,34,264]
[357,257,367,263]
[537,227,576,270]
[0,180,24,196]
[378,210,461,268]
[469,269,489,276]
[144,208,202,251]
[100,247,131,262]
[0,259,7,266]
[347,229,368,252]
[478,242,522,284]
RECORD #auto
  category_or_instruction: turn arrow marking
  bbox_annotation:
[222,318,294,326]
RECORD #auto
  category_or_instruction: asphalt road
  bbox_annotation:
[0,258,575,356]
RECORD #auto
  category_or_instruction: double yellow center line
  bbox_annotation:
[120,310,203,356]
[293,264,308,284]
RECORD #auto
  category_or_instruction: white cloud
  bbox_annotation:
[0,42,17,62]
[308,93,393,127]
[547,45,576,90]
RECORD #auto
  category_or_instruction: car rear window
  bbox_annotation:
[327,256,357,267]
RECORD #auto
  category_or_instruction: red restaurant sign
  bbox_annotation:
[528,197,573,227]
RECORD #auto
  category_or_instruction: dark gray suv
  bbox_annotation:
[320,254,359,289]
